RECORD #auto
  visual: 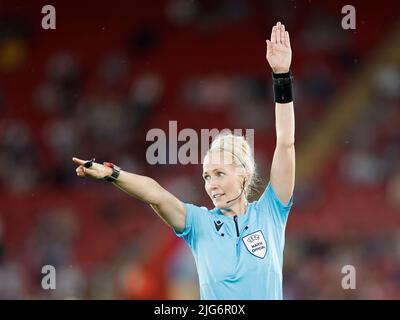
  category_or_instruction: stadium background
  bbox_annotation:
[0,0,399,299]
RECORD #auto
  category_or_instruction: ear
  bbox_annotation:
[242,176,248,188]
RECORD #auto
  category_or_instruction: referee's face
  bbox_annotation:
[203,151,242,208]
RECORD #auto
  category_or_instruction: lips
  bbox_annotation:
[212,193,225,199]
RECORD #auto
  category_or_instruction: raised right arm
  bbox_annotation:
[72,157,186,232]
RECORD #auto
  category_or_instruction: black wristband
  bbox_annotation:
[102,162,121,182]
[103,165,121,182]
[272,71,294,104]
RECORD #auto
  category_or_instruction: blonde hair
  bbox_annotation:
[203,133,258,197]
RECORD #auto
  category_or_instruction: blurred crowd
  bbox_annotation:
[0,0,399,299]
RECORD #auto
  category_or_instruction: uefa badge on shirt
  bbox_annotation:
[243,230,267,259]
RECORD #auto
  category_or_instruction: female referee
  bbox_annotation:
[72,21,295,300]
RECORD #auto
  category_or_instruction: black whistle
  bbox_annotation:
[84,158,95,168]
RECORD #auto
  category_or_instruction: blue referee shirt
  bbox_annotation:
[174,182,294,300]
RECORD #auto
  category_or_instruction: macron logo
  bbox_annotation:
[214,220,224,231]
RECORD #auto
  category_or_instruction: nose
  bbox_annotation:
[208,177,218,190]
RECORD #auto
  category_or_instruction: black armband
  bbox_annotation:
[272,71,294,104]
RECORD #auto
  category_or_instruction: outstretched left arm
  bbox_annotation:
[266,22,295,205]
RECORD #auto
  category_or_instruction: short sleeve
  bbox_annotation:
[174,203,205,248]
[257,182,294,227]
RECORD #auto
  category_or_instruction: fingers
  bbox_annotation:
[284,30,290,48]
[73,156,98,178]
[277,22,282,44]
[270,21,288,46]
[75,164,98,178]
[82,167,97,176]
[270,23,280,45]
[268,22,284,52]
[76,165,85,177]
[271,25,277,44]
[72,157,86,165]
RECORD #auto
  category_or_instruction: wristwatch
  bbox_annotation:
[102,162,121,182]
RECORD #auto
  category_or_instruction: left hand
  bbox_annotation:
[72,157,112,179]
[266,22,292,74]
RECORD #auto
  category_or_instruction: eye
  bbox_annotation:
[217,171,225,177]
[203,175,210,181]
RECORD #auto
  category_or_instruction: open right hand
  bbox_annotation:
[266,21,292,74]
[72,157,112,179]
